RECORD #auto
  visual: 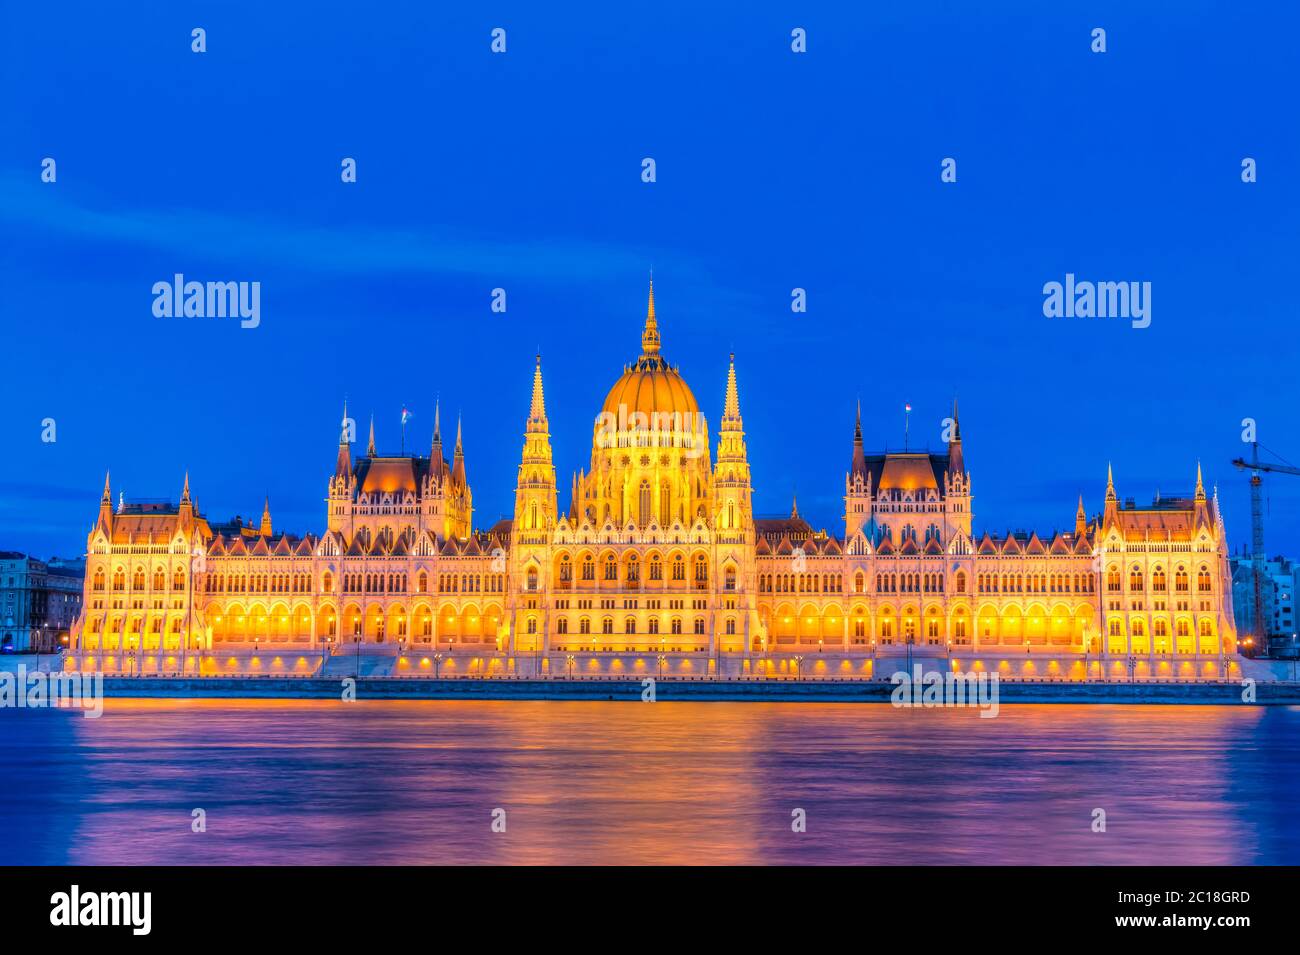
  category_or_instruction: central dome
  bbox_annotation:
[600,280,700,419]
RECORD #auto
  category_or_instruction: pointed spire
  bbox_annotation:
[947,398,964,476]
[452,414,467,488]
[1075,494,1087,536]
[717,351,743,430]
[529,353,547,424]
[101,470,112,504]
[1105,462,1116,501]
[1195,460,1206,501]
[641,274,661,356]
[367,415,376,456]
[181,472,191,505]
[428,399,444,479]
[790,492,799,520]
[851,402,867,478]
[335,402,354,481]
[260,496,272,537]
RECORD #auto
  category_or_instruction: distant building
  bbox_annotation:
[1231,554,1300,657]
[0,553,85,651]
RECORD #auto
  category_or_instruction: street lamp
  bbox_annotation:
[433,651,443,678]
[793,653,804,681]
[567,653,575,679]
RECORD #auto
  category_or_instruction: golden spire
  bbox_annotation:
[723,352,741,421]
[1105,462,1116,501]
[181,471,191,505]
[1195,460,1206,501]
[101,470,111,504]
[260,496,272,537]
[367,414,376,456]
[530,353,547,423]
[641,275,660,356]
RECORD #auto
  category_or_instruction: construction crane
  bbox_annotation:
[1231,441,1300,656]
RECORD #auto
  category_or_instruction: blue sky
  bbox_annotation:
[2,2,1297,558]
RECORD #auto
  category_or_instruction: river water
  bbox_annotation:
[2,700,1297,864]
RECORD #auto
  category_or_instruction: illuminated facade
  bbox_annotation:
[71,282,1239,678]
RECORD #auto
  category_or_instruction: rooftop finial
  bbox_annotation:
[723,352,741,421]
[529,353,547,424]
[367,414,376,456]
[641,274,660,355]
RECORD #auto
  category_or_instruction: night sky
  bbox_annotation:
[2,2,1297,559]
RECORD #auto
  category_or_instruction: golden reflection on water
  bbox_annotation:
[5,699,1297,865]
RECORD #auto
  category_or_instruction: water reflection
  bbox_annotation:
[1,700,1296,865]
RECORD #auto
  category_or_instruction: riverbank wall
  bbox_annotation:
[67,674,1300,704]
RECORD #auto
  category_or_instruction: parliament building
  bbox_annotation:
[71,282,1240,680]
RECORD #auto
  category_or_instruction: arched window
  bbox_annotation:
[1175,566,1189,593]
[581,555,595,581]
[602,617,613,635]
[672,555,685,581]
[638,480,652,528]
[625,617,637,634]
[1197,566,1212,592]
[579,617,590,635]
[1106,566,1120,592]
[559,556,572,582]
[526,567,538,591]
[649,555,662,581]
[1152,567,1167,593]
[854,571,865,594]
[724,566,736,591]
[604,556,617,581]
[557,618,569,635]
[1129,566,1143,591]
